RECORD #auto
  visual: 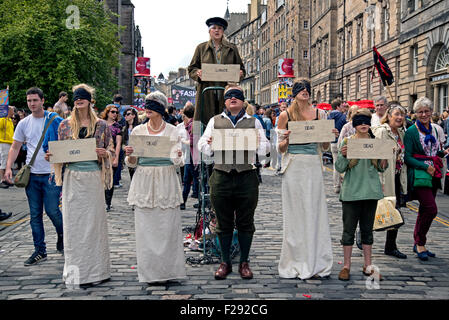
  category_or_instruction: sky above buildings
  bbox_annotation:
[133,0,250,80]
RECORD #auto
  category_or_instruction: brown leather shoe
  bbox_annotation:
[214,262,232,280]
[338,267,350,281]
[238,262,253,279]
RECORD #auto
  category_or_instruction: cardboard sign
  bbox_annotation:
[288,120,335,144]
[347,138,396,159]
[201,63,240,82]
[49,138,97,164]
[212,129,258,151]
[128,135,176,158]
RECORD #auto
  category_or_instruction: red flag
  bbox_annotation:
[373,47,394,86]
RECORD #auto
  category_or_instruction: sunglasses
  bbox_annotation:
[109,110,118,114]
[125,112,133,116]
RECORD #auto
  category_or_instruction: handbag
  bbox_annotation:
[413,168,433,188]
[14,114,57,188]
[373,196,405,232]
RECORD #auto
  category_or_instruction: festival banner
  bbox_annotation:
[278,59,294,78]
[171,84,196,110]
[0,89,9,118]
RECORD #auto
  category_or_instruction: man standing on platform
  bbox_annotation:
[198,85,269,280]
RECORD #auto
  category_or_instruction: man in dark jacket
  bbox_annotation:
[188,17,245,127]
[327,99,347,193]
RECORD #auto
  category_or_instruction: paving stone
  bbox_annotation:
[1,167,448,301]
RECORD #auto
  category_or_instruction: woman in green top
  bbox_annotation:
[335,108,388,281]
[403,97,449,261]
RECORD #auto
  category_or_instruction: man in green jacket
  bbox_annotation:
[188,17,245,127]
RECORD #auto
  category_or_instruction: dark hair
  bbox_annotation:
[113,94,123,104]
[331,99,342,110]
[184,104,195,118]
[312,100,318,104]
[59,91,68,99]
[168,106,174,114]
[123,108,140,145]
[26,87,44,100]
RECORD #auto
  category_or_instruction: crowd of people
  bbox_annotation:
[1,15,449,289]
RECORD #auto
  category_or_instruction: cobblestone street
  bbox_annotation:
[1,166,449,301]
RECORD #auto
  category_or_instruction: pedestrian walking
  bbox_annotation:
[276,79,335,280]
[4,87,64,266]
[372,101,408,259]
[335,108,388,281]
[0,106,14,188]
[328,99,347,193]
[188,16,245,126]
[124,91,186,284]
[49,84,114,288]
[404,97,449,261]
[122,107,140,181]
[371,96,388,127]
[180,103,199,210]
[101,105,123,212]
[198,85,269,280]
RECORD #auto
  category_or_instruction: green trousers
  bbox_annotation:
[210,169,259,264]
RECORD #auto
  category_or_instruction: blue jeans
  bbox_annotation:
[25,173,63,254]
[182,164,199,202]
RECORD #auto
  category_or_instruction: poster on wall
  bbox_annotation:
[278,77,293,104]
[171,85,196,110]
[278,58,294,78]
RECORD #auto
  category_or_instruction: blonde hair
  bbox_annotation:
[381,101,406,125]
[346,105,359,121]
[69,84,98,140]
[287,78,312,121]
[245,103,255,116]
[352,107,372,118]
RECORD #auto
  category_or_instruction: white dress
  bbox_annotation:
[126,123,186,283]
[62,168,111,286]
[276,111,333,279]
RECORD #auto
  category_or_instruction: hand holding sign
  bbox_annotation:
[48,138,98,163]
[346,139,396,159]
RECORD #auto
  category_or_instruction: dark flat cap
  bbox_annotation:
[206,17,228,30]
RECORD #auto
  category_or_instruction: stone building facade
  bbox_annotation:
[310,0,449,113]
[310,0,402,105]
[228,0,310,106]
[104,0,144,105]
[398,0,449,113]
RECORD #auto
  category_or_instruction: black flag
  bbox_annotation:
[373,46,394,86]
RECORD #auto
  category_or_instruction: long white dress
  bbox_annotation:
[126,123,186,283]
[276,111,333,279]
[62,168,111,286]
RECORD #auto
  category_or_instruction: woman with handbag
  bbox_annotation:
[48,84,115,288]
[124,91,186,284]
[404,97,449,261]
[372,101,408,259]
[335,108,388,281]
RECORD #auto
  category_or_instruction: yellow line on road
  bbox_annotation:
[0,217,30,226]
[324,166,449,228]
[406,204,449,227]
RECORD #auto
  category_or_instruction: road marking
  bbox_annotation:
[0,217,30,227]
[406,204,449,227]
[324,165,449,228]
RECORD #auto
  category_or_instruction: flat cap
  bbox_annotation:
[206,17,228,30]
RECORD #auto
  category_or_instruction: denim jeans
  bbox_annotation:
[25,173,63,254]
[182,164,199,202]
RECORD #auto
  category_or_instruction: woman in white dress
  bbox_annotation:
[276,78,335,280]
[124,91,186,284]
[48,84,114,288]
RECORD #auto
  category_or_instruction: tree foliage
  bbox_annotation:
[0,0,122,110]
